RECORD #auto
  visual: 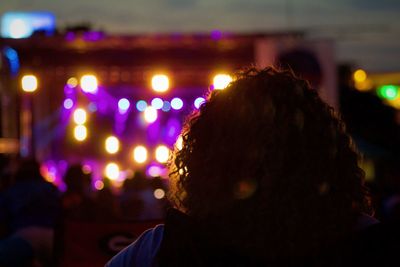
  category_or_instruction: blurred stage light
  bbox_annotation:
[94,180,104,190]
[9,19,30,39]
[147,165,162,177]
[353,69,367,83]
[80,74,98,93]
[213,74,232,90]
[151,74,169,93]
[136,100,147,112]
[1,12,56,39]
[194,97,205,109]
[171,97,184,110]
[153,188,165,199]
[133,145,148,164]
[151,98,164,109]
[63,99,74,109]
[21,74,38,92]
[105,162,120,180]
[155,145,169,164]
[144,106,157,123]
[73,108,87,125]
[118,98,130,113]
[105,136,120,154]
[74,125,87,141]
[66,77,78,88]
[82,164,92,174]
[162,101,171,112]
[378,85,399,100]
[88,102,97,113]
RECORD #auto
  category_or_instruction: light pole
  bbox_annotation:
[20,74,38,158]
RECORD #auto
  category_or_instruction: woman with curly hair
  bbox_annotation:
[107,67,395,267]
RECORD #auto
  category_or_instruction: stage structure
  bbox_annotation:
[0,31,336,190]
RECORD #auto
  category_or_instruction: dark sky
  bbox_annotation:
[1,0,400,72]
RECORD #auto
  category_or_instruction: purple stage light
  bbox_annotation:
[162,101,171,112]
[211,30,222,40]
[194,97,205,109]
[171,97,183,110]
[88,102,97,113]
[65,32,75,41]
[63,98,74,109]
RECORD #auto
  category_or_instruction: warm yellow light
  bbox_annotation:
[21,75,38,92]
[105,162,120,180]
[175,135,183,150]
[213,74,232,90]
[105,136,120,154]
[151,74,169,92]
[353,69,367,83]
[133,145,148,164]
[155,145,170,164]
[80,74,98,93]
[354,79,373,92]
[143,106,157,123]
[153,188,166,199]
[73,108,87,125]
[67,77,78,88]
[74,125,87,141]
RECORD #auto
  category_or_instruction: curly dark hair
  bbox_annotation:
[168,67,372,263]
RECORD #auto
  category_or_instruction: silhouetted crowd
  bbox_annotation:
[0,156,168,267]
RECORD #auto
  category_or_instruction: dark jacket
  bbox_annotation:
[106,209,400,267]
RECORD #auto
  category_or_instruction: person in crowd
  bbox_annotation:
[120,171,167,221]
[94,177,121,221]
[0,158,60,267]
[62,164,95,221]
[106,67,398,267]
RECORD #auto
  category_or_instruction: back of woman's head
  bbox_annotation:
[169,67,372,261]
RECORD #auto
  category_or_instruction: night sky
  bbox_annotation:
[1,0,400,72]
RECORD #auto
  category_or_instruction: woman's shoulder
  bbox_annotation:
[105,224,164,267]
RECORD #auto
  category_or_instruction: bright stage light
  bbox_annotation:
[133,145,148,164]
[153,188,165,199]
[136,100,147,112]
[73,108,87,125]
[118,98,130,113]
[144,106,157,123]
[63,98,74,109]
[1,12,56,39]
[155,145,169,164]
[105,162,120,180]
[80,74,98,93]
[213,74,232,90]
[151,74,169,93]
[194,97,205,109]
[105,136,120,154]
[9,19,30,38]
[66,77,78,88]
[378,85,399,100]
[171,97,184,110]
[353,69,367,83]
[151,98,164,109]
[74,125,87,141]
[21,75,38,92]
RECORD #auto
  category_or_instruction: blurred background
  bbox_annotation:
[0,1,399,266]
